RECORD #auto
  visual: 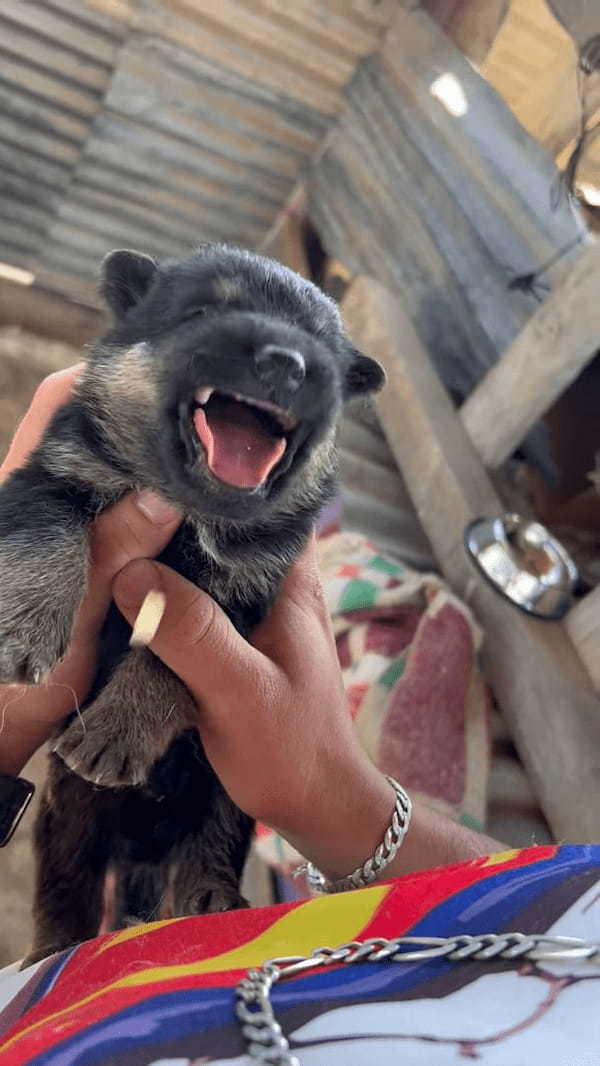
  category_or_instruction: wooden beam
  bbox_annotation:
[342,276,600,842]
[422,0,510,63]
[258,185,310,278]
[460,242,600,468]
[0,279,103,347]
[546,1,600,51]
[565,587,600,695]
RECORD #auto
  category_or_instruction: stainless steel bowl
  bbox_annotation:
[464,514,578,619]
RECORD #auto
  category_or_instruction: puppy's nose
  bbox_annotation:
[254,345,305,392]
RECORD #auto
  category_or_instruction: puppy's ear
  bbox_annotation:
[101,249,157,319]
[344,346,386,396]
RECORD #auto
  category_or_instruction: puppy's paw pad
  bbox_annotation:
[54,718,150,789]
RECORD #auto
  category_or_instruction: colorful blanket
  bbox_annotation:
[0,844,598,1065]
[256,530,491,878]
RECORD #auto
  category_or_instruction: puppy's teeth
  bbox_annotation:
[195,387,213,405]
[130,589,166,647]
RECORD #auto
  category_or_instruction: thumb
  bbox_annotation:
[113,558,269,705]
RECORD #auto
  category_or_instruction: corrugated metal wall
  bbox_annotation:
[0,0,395,304]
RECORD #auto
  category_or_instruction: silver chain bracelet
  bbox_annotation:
[296,775,412,893]
[236,931,600,1065]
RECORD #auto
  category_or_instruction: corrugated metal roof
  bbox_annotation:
[0,0,395,304]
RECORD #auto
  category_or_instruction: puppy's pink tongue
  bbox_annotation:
[193,403,286,489]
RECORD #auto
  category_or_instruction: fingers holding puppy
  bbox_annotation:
[0,365,84,481]
[0,365,182,771]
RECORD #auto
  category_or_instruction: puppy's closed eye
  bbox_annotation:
[180,306,207,322]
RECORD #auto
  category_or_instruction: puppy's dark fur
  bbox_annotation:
[0,245,384,964]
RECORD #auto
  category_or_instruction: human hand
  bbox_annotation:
[112,539,397,880]
[0,366,181,775]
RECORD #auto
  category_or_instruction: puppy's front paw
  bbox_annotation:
[54,706,158,788]
[54,648,195,788]
[0,530,88,684]
[0,586,78,684]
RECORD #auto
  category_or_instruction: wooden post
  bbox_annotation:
[565,587,600,695]
[460,243,600,468]
[258,186,310,278]
[342,276,600,841]
[421,0,510,63]
[0,279,103,347]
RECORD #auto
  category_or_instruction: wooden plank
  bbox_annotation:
[0,278,103,346]
[421,0,509,63]
[481,0,599,161]
[342,276,600,841]
[546,1,600,50]
[27,268,101,309]
[566,588,600,694]
[460,244,600,468]
[259,186,309,276]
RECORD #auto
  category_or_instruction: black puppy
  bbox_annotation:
[0,245,384,963]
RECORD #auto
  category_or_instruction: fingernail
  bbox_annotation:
[130,589,166,647]
[135,490,180,525]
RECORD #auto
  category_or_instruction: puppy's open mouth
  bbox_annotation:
[191,387,298,490]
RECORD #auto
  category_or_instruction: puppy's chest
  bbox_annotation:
[160,521,282,634]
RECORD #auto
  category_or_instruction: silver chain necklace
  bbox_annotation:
[236,931,600,1065]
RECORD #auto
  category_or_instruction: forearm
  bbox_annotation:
[277,758,505,884]
[0,713,49,777]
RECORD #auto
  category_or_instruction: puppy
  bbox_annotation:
[0,245,384,963]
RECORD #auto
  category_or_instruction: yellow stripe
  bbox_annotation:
[482,848,521,866]
[118,884,389,986]
[94,917,182,955]
[1,885,388,1054]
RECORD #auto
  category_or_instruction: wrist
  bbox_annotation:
[274,756,397,883]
